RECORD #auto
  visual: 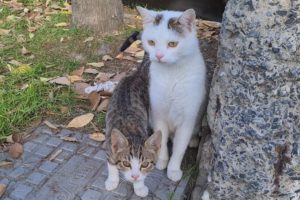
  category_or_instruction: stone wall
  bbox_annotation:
[192,0,300,199]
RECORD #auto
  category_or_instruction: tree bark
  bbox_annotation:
[72,0,123,34]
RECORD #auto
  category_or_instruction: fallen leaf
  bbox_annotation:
[89,132,105,142]
[12,133,22,143]
[0,184,6,197]
[0,161,13,168]
[8,60,22,66]
[102,55,113,61]
[49,149,62,161]
[70,66,84,76]
[73,82,90,96]
[68,75,82,83]
[60,106,69,114]
[40,77,55,82]
[111,72,127,81]
[84,68,99,74]
[97,98,110,112]
[12,64,31,74]
[122,55,136,62]
[49,77,71,86]
[95,72,115,83]
[67,113,94,128]
[124,46,141,54]
[87,62,104,68]
[84,36,94,43]
[135,50,145,59]
[115,52,124,59]
[6,135,13,143]
[55,22,68,27]
[0,29,10,35]
[88,92,102,110]
[8,143,23,159]
[27,27,37,32]
[44,120,58,130]
[21,46,30,55]
[62,136,79,142]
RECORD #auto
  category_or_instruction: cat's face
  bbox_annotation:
[109,129,161,183]
[137,7,197,65]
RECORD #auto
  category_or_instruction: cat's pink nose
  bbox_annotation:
[155,53,164,60]
[131,174,140,181]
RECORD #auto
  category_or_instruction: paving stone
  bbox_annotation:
[54,150,72,162]
[61,142,78,152]
[0,178,9,185]
[33,134,49,143]
[23,155,43,168]
[23,142,38,152]
[94,150,106,161]
[58,128,74,137]
[78,146,96,157]
[10,183,33,199]
[46,137,62,147]
[39,161,58,173]
[9,166,31,179]
[34,145,54,158]
[81,189,103,200]
[86,138,101,147]
[27,172,46,185]
[32,156,102,199]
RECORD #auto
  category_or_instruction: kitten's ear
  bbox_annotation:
[111,128,129,154]
[178,9,196,31]
[136,6,156,25]
[145,130,162,152]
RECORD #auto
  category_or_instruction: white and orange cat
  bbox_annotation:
[137,6,207,182]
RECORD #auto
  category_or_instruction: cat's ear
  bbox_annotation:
[178,9,196,31]
[144,130,162,152]
[136,6,156,25]
[111,128,129,154]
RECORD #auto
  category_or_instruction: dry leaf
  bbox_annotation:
[67,113,94,128]
[40,77,54,82]
[111,72,127,82]
[55,22,68,27]
[135,51,145,59]
[21,46,30,55]
[70,66,84,76]
[6,135,13,143]
[8,60,22,66]
[0,29,10,35]
[49,149,62,161]
[88,92,102,111]
[73,82,90,96]
[97,98,110,112]
[49,77,71,86]
[87,62,104,68]
[102,55,113,61]
[124,46,141,54]
[27,27,37,32]
[0,160,13,168]
[84,36,94,43]
[95,72,115,83]
[122,55,136,62]
[44,120,58,130]
[8,143,23,159]
[68,75,82,83]
[83,68,99,74]
[60,106,69,114]
[62,136,79,142]
[116,52,124,59]
[0,184,6,197]
[89,132,105,142]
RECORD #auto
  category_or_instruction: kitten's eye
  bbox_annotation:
[168,41,178,48]
[122,161,131,168]
[148,40,155,46]
[141,161,149,168]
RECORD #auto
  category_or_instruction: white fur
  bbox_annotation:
[139,8,206,182]
[105,162,119,190]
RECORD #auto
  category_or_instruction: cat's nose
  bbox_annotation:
[131,174,140,181]
[155,53,164,60]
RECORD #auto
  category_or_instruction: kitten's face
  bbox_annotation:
[109,129,161,183]
[137,7,197,65]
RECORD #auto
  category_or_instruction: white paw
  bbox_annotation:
[167,169,182,182]
[188,135,199,148]
[105,179,119,191]
[156,158,168,170]
[134,186,149,197]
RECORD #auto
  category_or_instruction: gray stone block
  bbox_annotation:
[94,150,106,161]
[46,137,62,147]
[23,142,38,152]
[10,184,33,199]
[27,172,46,185]
[61,142,78,152]
[78,146,96,157]
[34,145,54,158]
[54,150,72,162]
[39,161,58,173]
[81,189,103,200]
[33,134,49,143]
[9,166,31,179]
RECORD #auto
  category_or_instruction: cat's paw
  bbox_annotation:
[156,158,168,170]
[134,186,149,197]
[167,169,183,182]
[105,179,119,191]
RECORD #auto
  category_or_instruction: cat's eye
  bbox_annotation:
[168,41,178,48]
[122,161,131,168]
[141,161,149,168]
[148,40,155,46]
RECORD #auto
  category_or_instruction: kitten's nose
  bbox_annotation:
[155,53,164,60]
[131,174,140,181]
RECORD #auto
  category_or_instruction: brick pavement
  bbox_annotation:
[0,125,188,200]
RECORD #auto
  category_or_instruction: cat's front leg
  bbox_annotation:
[167,122,195,182]
[105,162,119,190]
[153,121,169,170]
[133,180,149,197]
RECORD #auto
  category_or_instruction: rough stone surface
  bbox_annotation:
[193,0,300,199]
[1,126,189,200]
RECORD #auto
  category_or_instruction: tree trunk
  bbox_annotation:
[72,0,123,34]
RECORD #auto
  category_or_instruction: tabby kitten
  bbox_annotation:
[105,56,161,197]
[137,7,207,182]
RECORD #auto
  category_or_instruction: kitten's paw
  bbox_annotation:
[188,136,199,148]
[105,179,119,191]
[134,186,149,197]
[167,169,183,182]
[156,158,168,170]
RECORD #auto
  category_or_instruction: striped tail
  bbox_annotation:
[119,31,141,52]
